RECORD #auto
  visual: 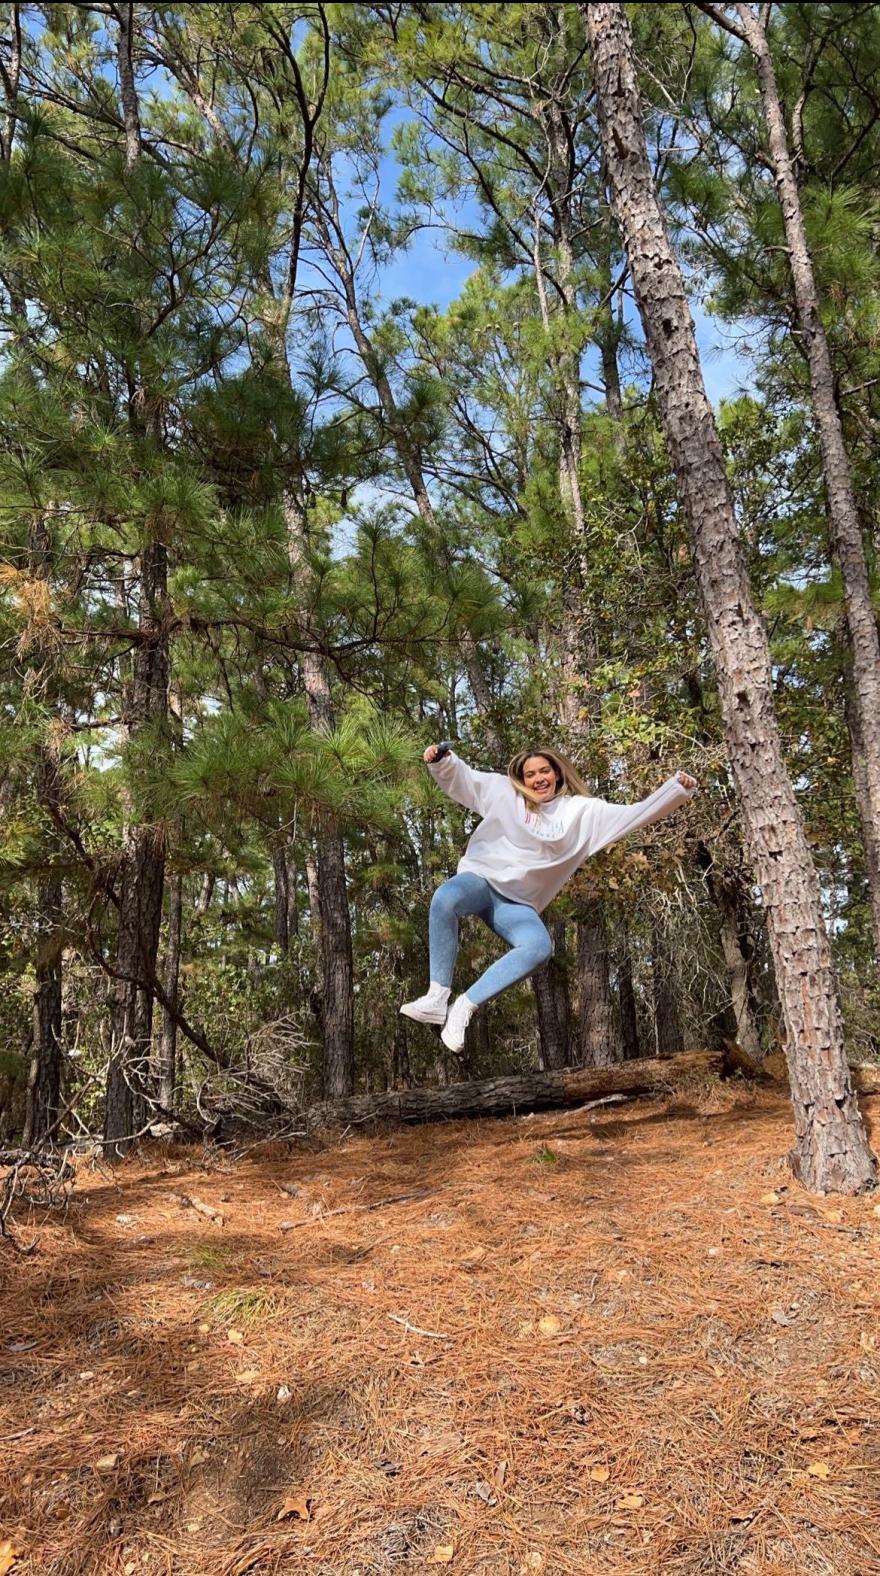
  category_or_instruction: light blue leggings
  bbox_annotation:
[429,873,553,1006]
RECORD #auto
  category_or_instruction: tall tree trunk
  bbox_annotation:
[652,923,683,1056]
[157,871,183,1111]
[585,0,875,1192]
[618,941,640,1060]
[105,538,169,1154]
[286,499,354,1098]
[391,954,411,1088]
[0,3,21,165]
[533,918,573,1069]
[272,838,290,957]
[104,9,168,1153]
[549,920,572,1056]
[287,851,300,942]
[114,1,143,170]
[730,0,880,969]
[697,841,763,1062]
[716,900,762,1061]
[23,876,63,1147]
[532,968,568,1070]
[578,903,621,1066]
[842,665,880,943]
[23,516,65,1146]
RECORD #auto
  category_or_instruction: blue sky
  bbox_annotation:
[373,222,753,406]
[364,120,754,410]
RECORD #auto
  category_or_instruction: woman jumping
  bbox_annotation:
[401,745,697,1053]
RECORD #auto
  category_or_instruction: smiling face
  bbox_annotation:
[522,755,559,802]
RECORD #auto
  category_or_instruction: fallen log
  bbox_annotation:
[305,1048,732,1132]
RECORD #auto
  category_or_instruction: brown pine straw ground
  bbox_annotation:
[2,1073,880,1576]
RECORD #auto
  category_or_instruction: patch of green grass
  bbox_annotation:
[532,1145,559,1166]
[185,1242,236,1273]
[202,1287,276,1326]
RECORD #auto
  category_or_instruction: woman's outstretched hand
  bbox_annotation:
[677,771,698,791]
[424,744,441,763]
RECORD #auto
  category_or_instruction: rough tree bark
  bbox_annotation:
[578,903,622,1065]
[271,838,290,957]
[157,871,183,1111]
[652,923,684,1056]
[618,943,640,1059]
[584,0,875,1192]
[533,962,569,1069]
[697,841,763,1062]
[532,921,572,1070]
[104,549,169,1147]
[21,516,64,1146]
[721,0,880,968]
[103,11,169,1155]
[283,552,354,1098]
[23,876,63,1147]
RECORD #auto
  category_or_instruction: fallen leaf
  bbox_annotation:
[493,1458,509,1488]
[860,1330,876,1352]
[277,1384,292,1404]
[521,1556,544,1573]
[820,1207,843,1224]
[147,1491,169,1505]
[227,1329,244,1345]
[517,1320,535,1337]
[189,1446,209,1466]
[95,1454,120,1472]
[276,1495,311,1523]
[460,1246,486,1266]
[771,1308,796,1327]
[538,1315,561,1337]
[236,1368,260,1384]
[374,1456,401,1477]
[5,1340,36,1353]
[124,1563,137,1575]
[590,1464,610,1482]
[470,1478,497,1505]
[0,1543,20,1576]
[428,1546,455,1565]
[617,1492,645,1510]
[807,1461,831,1480]
[759,1192,782,1206]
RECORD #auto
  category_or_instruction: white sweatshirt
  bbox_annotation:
[428,752,695,913]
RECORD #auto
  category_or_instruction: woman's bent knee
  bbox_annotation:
[534,933,553,968]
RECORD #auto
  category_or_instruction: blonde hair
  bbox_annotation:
[507,746,591,807]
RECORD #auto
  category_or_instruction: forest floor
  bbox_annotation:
[2,1072,880,1576]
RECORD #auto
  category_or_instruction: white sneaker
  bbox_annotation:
[399,983,451,1025]
[440,993,477,1053]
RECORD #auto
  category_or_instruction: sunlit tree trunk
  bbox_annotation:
[585,0,875,1191]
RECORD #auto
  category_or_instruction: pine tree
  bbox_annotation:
[584,0,875,1192]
